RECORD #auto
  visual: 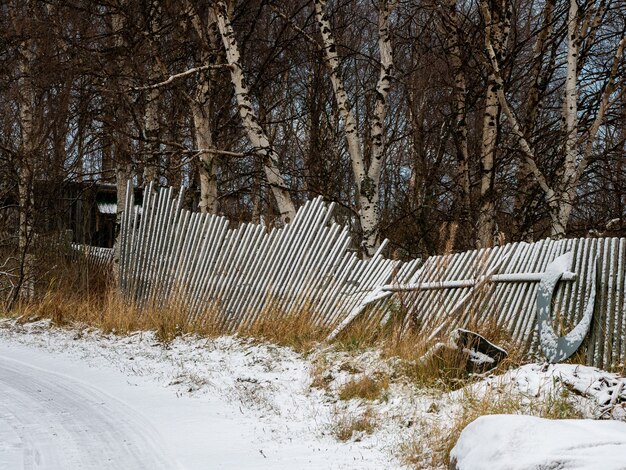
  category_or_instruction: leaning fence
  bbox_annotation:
[70,244,114,273]
[108,184,626,368]
[117,183,422,333]
[355,237,624,369]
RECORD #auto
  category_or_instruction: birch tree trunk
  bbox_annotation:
[515,0,556,241]
[314,0,397,257]
[186,4,220,214]
[213,0,296,224]
[483,0,626,239]
[143,0,161,185]
[477,0,510,248]
[7,0,38,302]
[111,3,133,281]
[192,98,218,214]
[143,78,160,185]
[362,0,396,256]
[548,0,579,238]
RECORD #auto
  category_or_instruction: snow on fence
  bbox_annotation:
[117,183,422,332]
[359,237,624,369]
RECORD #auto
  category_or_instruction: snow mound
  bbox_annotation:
[450,414,626,470]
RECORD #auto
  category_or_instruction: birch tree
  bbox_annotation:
[482,0,626,238]
[14,7,36,300]
[109,1,136,281]
[514,0,557,240]
[143,0,162,185]
[185,1,221,214]
[212,0,296,224]
[314,0,398,257]
[476,0,511,247]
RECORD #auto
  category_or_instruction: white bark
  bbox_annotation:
[516,0,556,240]
[181,1,220,214]
[477,0,510,248]
[192,100,218,214]
[314,0,397,257]
[16,31,36,299]
[134,64,227,91]
[550,0,580,238]
[213,1,296,224]
[483,0,625,239]
[8,0,39,301]
[111,3,134,281]
[111,6,131,226]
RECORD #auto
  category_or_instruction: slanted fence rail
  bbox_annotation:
[70,244,114,272]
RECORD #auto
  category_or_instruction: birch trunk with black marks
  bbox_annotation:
[314,0,397,258]
[16,31,36,301]
[192,95,218,214]
[186,3,219,214]
[477,0,510,248]
[551,1,625,238]
[213,1,296,224]
[143,80,160,184]
[483,0,626,239]
[515,0,556,241]
[111,4,133,282]
[111,7,131,218]
[549,0,579,239]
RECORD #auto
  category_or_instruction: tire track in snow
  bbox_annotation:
[0,355,180,470]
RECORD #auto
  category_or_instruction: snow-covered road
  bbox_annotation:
[0,354,179,470]
[0,321,391,470]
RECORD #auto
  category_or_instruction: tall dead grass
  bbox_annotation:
[8,289,222,344]
[239,301,329,352]
[332,310,524,392]
[3,280,329,350]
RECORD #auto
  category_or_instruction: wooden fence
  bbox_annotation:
[355,238,624,369]
[116,183,422,332]
[78,183,625,368]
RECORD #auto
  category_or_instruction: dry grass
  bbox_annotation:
[375,319,524,391]
[331,314,390,352]
[6,289,221,344]
[330,407,377,442]
[310,355,333,390]
[330,288,526,392]
[338,374,389,401]
[2,285,330,350]
[0,252,328,347]
[239,301,328,353]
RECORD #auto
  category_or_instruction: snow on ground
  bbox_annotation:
[0,319,398,469]
[0,318,625,469]
[0,355,178,469]
[459,362,626,420]
[450,414,626,470]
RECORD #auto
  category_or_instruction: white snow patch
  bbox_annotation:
[1,319,624,470]
[450,414,626,470]
[0,320,396,469]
